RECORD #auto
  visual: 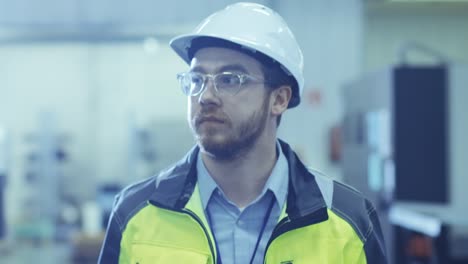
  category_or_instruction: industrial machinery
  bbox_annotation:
[342,62,468,263]
[0,127,8,240]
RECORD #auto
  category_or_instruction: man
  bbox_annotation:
[99,2,387,263]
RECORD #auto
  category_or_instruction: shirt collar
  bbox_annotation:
[197,140,289,210]
[197,153,219,209]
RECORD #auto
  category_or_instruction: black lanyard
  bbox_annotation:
[206,196,276,264]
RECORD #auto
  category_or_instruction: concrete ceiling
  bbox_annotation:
[1,0,467,42]
[366,0,468,16]
[0,0,272,42]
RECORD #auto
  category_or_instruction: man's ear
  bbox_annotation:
[270,85,292,116]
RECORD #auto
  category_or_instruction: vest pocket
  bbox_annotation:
[130,242,210,264]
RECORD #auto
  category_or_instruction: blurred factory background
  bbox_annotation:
[0,0,467,263]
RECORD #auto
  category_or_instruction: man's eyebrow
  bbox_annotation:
[190,64,250,74]
[218,64,249,73]
[190,65,206,73]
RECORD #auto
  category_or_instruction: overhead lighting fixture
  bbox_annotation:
[389,0,468,2]
[143,37,160,54]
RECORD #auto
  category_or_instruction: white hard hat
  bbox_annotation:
[170,2,304,108]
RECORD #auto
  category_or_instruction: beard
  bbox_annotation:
[190,95,270,160]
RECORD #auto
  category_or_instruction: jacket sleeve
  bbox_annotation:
[363,199,388,263]
[98,196,123,264]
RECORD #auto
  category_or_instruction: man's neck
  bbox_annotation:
[201,138,278,208]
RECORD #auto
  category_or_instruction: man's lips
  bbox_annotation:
[196,116,226,126]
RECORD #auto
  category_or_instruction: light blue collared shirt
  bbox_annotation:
[197,141,289,264]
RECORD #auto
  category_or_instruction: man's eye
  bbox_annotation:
[218,75,240,85]
[191,75,204,84]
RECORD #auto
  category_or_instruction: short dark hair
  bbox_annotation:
[258,58,295,127]
[188,37,295,126]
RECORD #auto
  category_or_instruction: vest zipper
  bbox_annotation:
[263,206,328,262]
[265,216,291,251]
[148,201,217,264]
[181,208,217,264]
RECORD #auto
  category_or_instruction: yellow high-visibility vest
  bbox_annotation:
[99,140,387,264]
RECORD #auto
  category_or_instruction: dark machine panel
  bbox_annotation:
[393,66,448,203]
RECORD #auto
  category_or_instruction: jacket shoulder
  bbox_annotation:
[112,176,157,230]
[308,168,377,242]
[307,168,387,262]
[331,180,378,243]
[112,145,200,230]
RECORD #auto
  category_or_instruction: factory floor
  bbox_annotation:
[0,241,70,264]
[0,239,100,264]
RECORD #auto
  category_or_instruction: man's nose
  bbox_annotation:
[198,77,220,104]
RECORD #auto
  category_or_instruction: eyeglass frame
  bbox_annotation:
[176,71,267,97]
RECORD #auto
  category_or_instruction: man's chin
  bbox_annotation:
[197,136,237,160]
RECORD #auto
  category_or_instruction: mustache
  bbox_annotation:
[194,107,229,126]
